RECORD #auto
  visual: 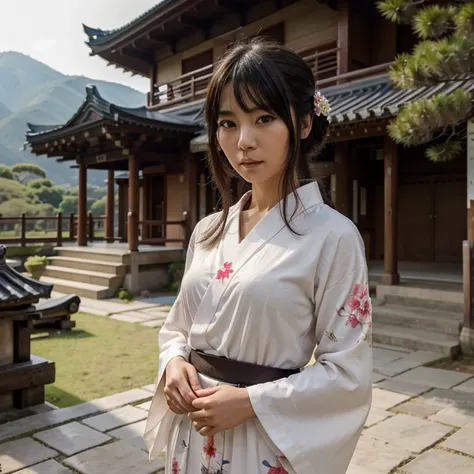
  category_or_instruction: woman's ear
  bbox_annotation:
[301,114,313,139]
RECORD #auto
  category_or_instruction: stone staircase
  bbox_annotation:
[373,284,464,357]
[40,247,129,299]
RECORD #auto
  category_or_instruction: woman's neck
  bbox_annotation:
[248,174,299,213]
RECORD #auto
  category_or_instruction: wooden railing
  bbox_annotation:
[138,213,189,246]
[0,213,106,247]
[149,47,340,109]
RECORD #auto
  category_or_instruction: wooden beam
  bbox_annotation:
[77,161,87,247]
[383,137,400,285]
[337,0,350,78]
[128,155,139,252]
[106,170,115,243]
[183,149,199,232]
[334,142,351,217]
[329,121,388,142]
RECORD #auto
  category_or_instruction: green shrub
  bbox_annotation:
[118,288,134,302]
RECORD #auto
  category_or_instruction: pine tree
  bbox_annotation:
[377,0,474,161]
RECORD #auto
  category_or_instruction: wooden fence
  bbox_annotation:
[0,213,190,248]
[0,213,105,247]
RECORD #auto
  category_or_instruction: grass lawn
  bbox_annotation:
[31,312,159,408]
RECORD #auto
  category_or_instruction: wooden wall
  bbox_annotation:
[153,0,338,87]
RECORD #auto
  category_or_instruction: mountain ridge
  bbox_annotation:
[0,51,146,186]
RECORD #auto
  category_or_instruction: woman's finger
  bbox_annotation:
[169,389,192,413]
[188,409,209,422]
[168,400,185,414]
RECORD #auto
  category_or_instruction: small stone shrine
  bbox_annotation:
[0,244,55,411]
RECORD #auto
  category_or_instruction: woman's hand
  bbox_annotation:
[164,356,202,414]
[188,385,256,436]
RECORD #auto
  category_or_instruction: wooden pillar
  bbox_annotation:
[128,156,139,252]
[106,170,114,243]
[337,0,350,79]
[183,151,199,233]
[334,142,351,217]
[77,161,87,247]
[383,137,400,285]
[468,201,474,241]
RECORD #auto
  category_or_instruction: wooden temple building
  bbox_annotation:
[25,0,470,317]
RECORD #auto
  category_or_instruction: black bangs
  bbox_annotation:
[229,50,291,121]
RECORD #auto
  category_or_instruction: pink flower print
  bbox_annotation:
[216,261,234,280]
[203,436,217,458]
[172,457,180,474]
[263,460,289,474]
[347,283,372,322]
[346,313,361,328]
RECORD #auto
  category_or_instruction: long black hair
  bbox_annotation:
[201,37,331,247]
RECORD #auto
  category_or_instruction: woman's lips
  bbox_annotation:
[241,161,263,168]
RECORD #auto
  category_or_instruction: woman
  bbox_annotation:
[144,38,372,474]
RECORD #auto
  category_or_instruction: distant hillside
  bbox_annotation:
[0,102,11,121]
[0,52,145,186]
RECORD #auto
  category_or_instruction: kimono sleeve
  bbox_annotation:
[156,222,200,382]
[144,222,200,459]
[246,229,373,474]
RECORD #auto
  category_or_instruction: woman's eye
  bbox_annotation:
[219,120,235,129]
[257,115,274,124]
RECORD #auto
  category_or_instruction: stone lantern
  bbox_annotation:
[0,244,55,411]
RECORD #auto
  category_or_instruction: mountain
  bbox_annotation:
[0,102,11,121]
[0,52,145,186]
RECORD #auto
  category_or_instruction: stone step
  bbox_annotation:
[55,247,129,264]
[373,323,460,357]
[373,304,463,337]
[39,276,111,299]
[43,266,123,291]
[49,256,126,275]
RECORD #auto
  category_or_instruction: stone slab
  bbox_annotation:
[372,373,386,384]
[137,401,152,411]
[15,460,74,474]
[375,352,444,377]
[373,347,405,363]
[402,448,474,474]
[371,388,411,410]
[0,388,151,442]
[392,367,472,390]
[33,421,111,456]
[416,388,474,411]
[63,439,162,474]
[428,406,474,427]
[82,405,147,432]
[0,438,58,474]
[453,377,474,393]
[364,407,394,428]
[110,313,148,323]
[138,310,169,318]
[441,422,474,456]
[350,435,412,473]
[374,379,432,397]
[141,319,165,328]
[363,414,453,453]
[108,419,147,440]
[142,384,156,393]
[391,401,441,418]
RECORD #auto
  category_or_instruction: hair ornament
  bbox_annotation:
[314,91,331,117]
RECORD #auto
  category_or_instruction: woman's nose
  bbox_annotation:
[237,126,257,150]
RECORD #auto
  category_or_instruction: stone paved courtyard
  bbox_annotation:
[1,345,474,474]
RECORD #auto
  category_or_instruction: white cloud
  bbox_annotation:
[0,0,160,92]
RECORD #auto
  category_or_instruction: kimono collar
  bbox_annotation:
[234,180,324,217]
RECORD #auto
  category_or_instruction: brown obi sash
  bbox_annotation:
[190,349,301,387]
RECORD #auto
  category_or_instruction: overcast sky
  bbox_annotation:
[0,0,160,92]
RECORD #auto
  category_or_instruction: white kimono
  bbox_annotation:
[144,181,373,474]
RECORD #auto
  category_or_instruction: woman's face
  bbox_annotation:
[216,83,291,185]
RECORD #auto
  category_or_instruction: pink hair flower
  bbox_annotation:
[314,91,331,117]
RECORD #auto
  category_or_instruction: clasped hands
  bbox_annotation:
[164,356,256,437]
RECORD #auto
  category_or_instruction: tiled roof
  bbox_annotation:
[190,73,474,150]
[26,85,202,143]
[0,245,52,307]
[83,0,174,47]
[325,73,474,125]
